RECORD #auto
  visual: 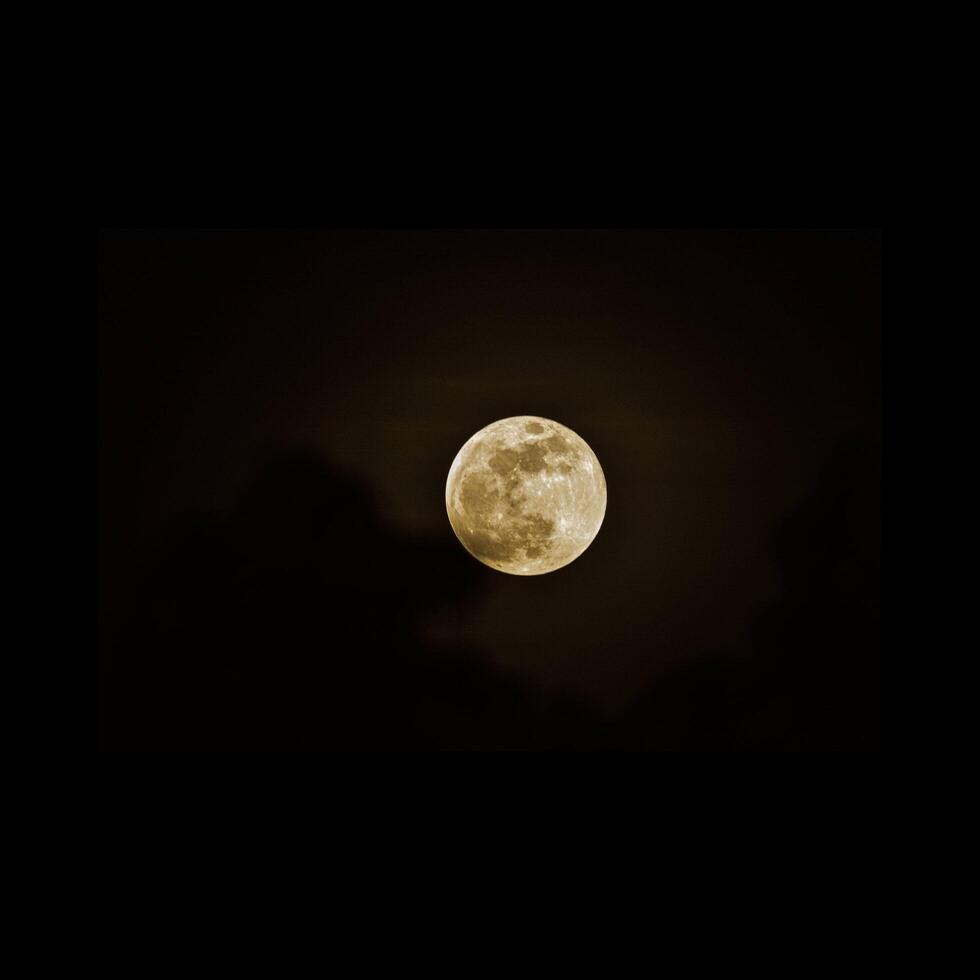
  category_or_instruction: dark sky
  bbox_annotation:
[98,228,881,750]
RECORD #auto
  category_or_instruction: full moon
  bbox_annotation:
[445,416,607,575]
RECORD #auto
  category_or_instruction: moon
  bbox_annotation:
[445,416,607,575]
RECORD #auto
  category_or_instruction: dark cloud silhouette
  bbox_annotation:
[99,439,879,751]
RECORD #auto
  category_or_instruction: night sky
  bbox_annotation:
[98,228,881,751]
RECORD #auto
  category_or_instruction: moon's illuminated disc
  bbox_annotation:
[446,416,607,575]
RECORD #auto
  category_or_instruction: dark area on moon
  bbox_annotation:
[99,440,879,751]
[459,442,564,564]
[452,426,588,569]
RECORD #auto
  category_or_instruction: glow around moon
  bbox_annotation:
[445,416,607,575]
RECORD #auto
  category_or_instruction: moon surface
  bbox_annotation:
[445,416,607,575]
